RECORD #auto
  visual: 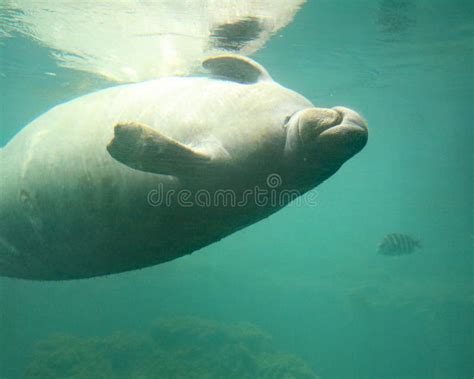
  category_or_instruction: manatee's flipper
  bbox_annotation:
[203,54,271,84]
[107,122,211,176]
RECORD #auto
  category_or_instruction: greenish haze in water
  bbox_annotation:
[1,0,473,378]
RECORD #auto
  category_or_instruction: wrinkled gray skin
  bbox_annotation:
[0,55,368,280]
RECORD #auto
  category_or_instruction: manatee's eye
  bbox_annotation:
[282,115,291,128]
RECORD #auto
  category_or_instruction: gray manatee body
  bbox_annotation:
[0,55,368,280]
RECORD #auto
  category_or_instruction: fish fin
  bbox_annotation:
[106,122,212,176]
[203,54,272,84]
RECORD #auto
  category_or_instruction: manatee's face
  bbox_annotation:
[284,106,368,186]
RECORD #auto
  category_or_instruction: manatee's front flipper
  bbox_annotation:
[107,122,212,176]
[203,54,272,84]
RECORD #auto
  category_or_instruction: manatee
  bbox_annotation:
[0,55,368,280]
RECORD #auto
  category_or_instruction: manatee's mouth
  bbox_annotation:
[329,106,367,134]
[301,107,368,139]
[297,106,368,163]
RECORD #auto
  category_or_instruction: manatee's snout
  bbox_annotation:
[298,108,342,141]
[297,106,368,162]
[331,106,368,138]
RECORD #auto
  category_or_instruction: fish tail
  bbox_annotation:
[415,239,422,248]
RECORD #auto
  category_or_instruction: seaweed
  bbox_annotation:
[25,317,318,378]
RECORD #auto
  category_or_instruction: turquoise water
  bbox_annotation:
[1,1,473,378]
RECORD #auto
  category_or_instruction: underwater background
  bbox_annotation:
[0,0,473,378]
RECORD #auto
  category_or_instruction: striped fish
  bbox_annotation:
[378,233,421,256]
